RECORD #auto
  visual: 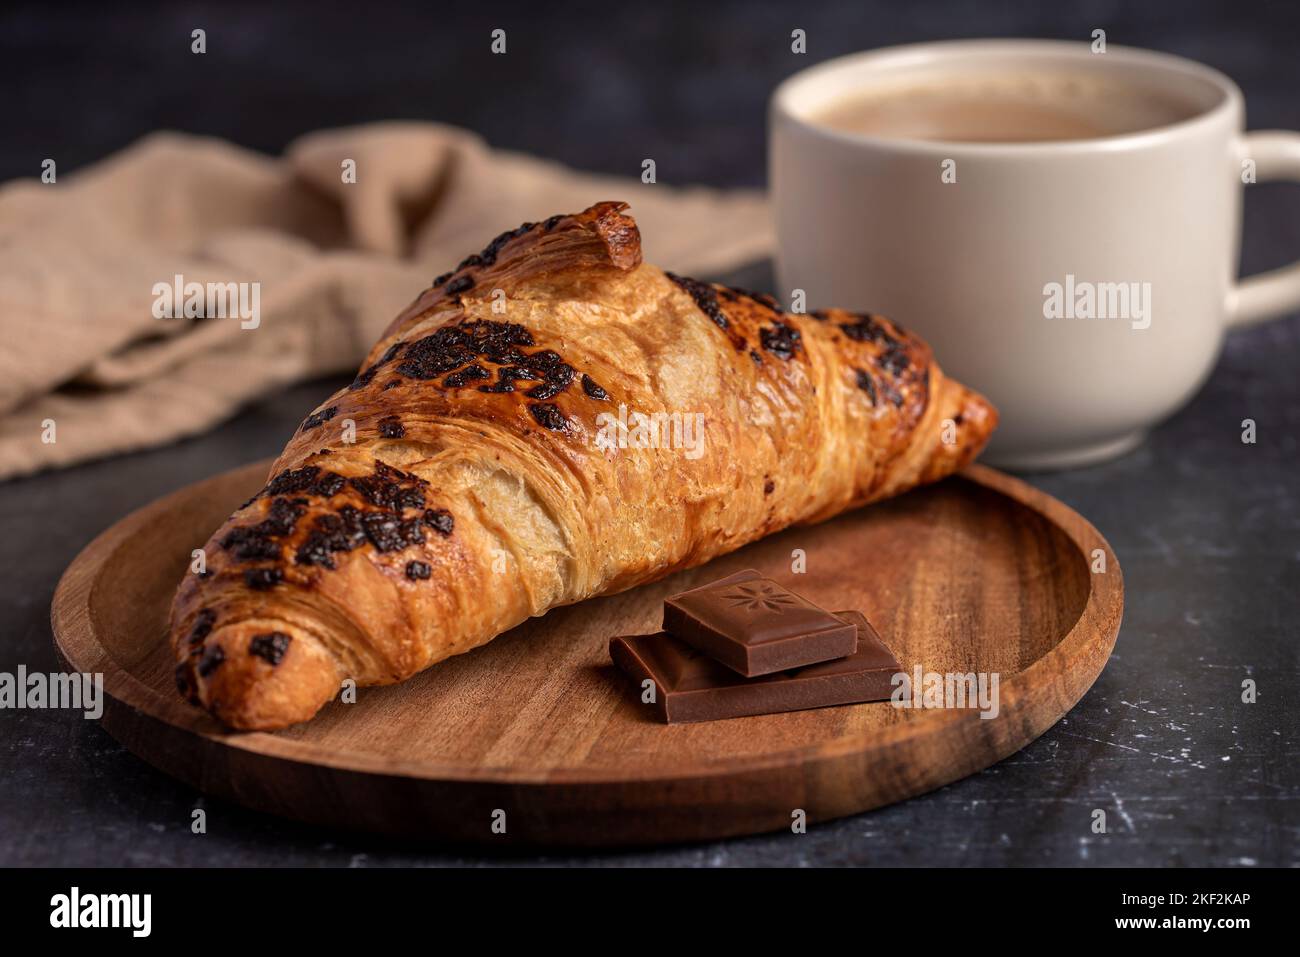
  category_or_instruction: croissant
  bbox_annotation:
[170,201,997,730]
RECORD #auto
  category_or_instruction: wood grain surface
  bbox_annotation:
[50,460,1122,846]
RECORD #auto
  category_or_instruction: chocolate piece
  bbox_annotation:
[196,644,226,678]
[243,567,283,590]
[187,608,217,646]
[423,508,454,536]
[299,406,338,432]
[249,632,291,666]
[445,275,474,295]
[529,402,567,431]
[610,610,899,724]
[663,570,857,676]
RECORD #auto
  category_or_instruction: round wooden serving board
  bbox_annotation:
[52,461,1121,847]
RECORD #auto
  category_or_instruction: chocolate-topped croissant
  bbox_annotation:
[170,202,997,730]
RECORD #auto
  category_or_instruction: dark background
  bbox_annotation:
[2,0,1297,866]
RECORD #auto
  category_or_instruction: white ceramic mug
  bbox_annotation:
[771,40,1300,469]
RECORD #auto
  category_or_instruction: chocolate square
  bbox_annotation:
[611,610,900,723]
[663,570,858,675]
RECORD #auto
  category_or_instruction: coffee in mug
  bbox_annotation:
[771,41,1300,469]
[808,71,1201,144]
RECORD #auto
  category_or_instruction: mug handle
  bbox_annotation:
[1228,131,1300,329]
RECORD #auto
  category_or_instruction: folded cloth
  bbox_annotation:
[0,122,771,480]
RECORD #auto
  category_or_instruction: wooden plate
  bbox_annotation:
[51,461,1122,846]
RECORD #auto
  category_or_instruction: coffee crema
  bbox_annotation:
[808,71,1202,143]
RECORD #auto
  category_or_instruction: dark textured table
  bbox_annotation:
[2,1,1297,866]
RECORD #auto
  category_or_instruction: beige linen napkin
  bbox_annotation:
[0,122,771,480]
